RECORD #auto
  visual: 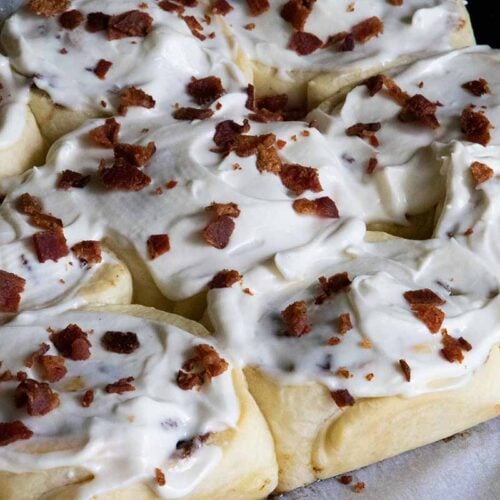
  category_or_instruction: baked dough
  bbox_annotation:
[0,305,278,499]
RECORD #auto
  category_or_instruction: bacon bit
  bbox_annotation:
[187,76,225,105]
[289,31,323,55]
[441,332,472,363]
[316,272,351,304]
[399,94,440,129]
[182,15,206,40]
[326,336,341,346]
[155,468,166,486]
[213,119,250,152]
[106,377,136,394]
[462,78,490,97]
[28,0,70,17]
[59,9,84,29]
[33,228,69,263]
[365,373,374,381]
[346,122,381,147]
[257,144,282,174]
[177,344,229,390]
[351,16,383,43]
[17,193,42,215]
[366,157,378,174]
[211,0,233,15]
[147,234,171,259]
[281,0,312,31]
[205,202,241,218]
[353,482,365,493]
[359,338,372,349]
[0,421,33,446]
[173,107,214,120]
[0,270,26,313]
[89,118,121,148]
[24,343,50,369]
[461,106,492,146]
[50,324,92,361]
[245,84,255,110]
[338,475,353,485]
[57,170,91,190]
[232,133,276,157]
[277,139,287,149]
[159,0,185,14]
[208,269,242,289]
[336,368,352,379]
[165,180,177,190]
[71,241,102,266]
[102,331,140,354]
[379,75,409,106]
[101,162,152,191]
[17,371,28,382]
[404,289,446,306]
[399,359,411,382]
[293,197,339,218]
[0,371,14,383]
[280,163,322,195]
[464,227,474,236]
[91,59,112,81]
[470,161,494,185]
[15,379,60,416]
[245,22,256,30]
[411,304,445,334]
[81,389,94,408]
[331,389,355,408]
[338,313,353,334]
[120,87,156,113]
[202,216,235,249]
[114,142,156,167]
[388,0,403,5]
[86,12,110,32]
[39,355,67,383]
[281,300,312,337]
[29,213,63,230]
[107,10,153,40]
[246,0,270,16]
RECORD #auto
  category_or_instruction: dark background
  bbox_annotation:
[466,1,499,47]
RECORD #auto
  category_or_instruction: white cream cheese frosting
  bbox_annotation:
[0,308,239,499]
[0,53,30,150]
[1,0,246,113]
[224,0,469,73]
[208,235,500,398]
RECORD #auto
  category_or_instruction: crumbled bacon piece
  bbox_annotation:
[364,75,384,96]
[336,368,352,379]
[50,324,92,361]
[183,15,206,40]
[81,389,94,407]
[338,313,352,334]
[28,0,71,17]
[232,133,276,157]
[353,482,365,493]
[15,379,60,416]
[316,272,351,304]
[256,94,288,113]
[107,10,153,40]
[292,197,339,218]
[120,87,156,112]
[246,0,270,16]
[281,300,312,337]
[366,157,378,174]
[39,355,67,383]
[462,78,490,97]
[155,468,166,486]
[106,377,136,394]
[33,228,69,263]
[0,421,33,446]
[177,344,229,390]
[59,9,84,29]
[398,94,440,129]
[205,202,240,218]
[257,144,282,174]
[470,161,494,185]
[388,0,403,5]
[410,304,445,334]
[147,234,170,259]
[338,475,353,485]
[24,343,49,369]
[461,106,492,146]
[326,336,341,346]
[71,241,102,266]
[345,122,381,147]
[0,270,26,313]
[213,119,250,152]
[211,0,233,15]
[399,359,411,382]
[159,0,185,14]
[280,163,322,195]
[57,170,91,190]
[441,332,472,363]
[114,142,156,167]
[17,193,42,215]
[101,162,152,191]
[403,289,446,306]
[208,269,242,289]
[380,76,409,106]
[202,216,235,249]
[86,12,110,32]
[173,107,214,120]
[93,59,112,80]
[289,31,323,55]
[102,331,140,354]
[331,389,355,408]
[187,76,225,105]
[281,0,312,31]
[351,16,384,43]
[29,213,63,230]
[245,84,255,111]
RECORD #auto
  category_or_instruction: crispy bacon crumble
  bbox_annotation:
[173,107,214,120]
[205,202,241,218]
[187,76,225,105]
[202,216,235,249]
[246,0,270,16]
[107,10,153,40]
[50,324,92,361]
[81,389,94,408]
[155,467,167,486]
[462,78,490,97]
[57,170,91,190]
[399,359,411,382]
[289,31,323,56]
[106,377,136,394]
[338,313,353,334]
[0,421,33,446]
[17,193,42,215]
[33,228,69,263]
[89,118,121,148]
[59,9,84,29]
[0,270,26,313]
[147,234,171,259]
[102,331,140,354]
[39,355,67,383]
[331,389,355,408]
[280,163,322,195]
[441,331,472,363]
[293,197,339,218]
[15,379,60,416]
[208,270,242,289]
[71,241,102,266]
[281,300,312,337]
[470,161,494,185]
[28,0,71,17]
[404,289,446,333]
[93,59,112,79]
[461,106,492,146]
